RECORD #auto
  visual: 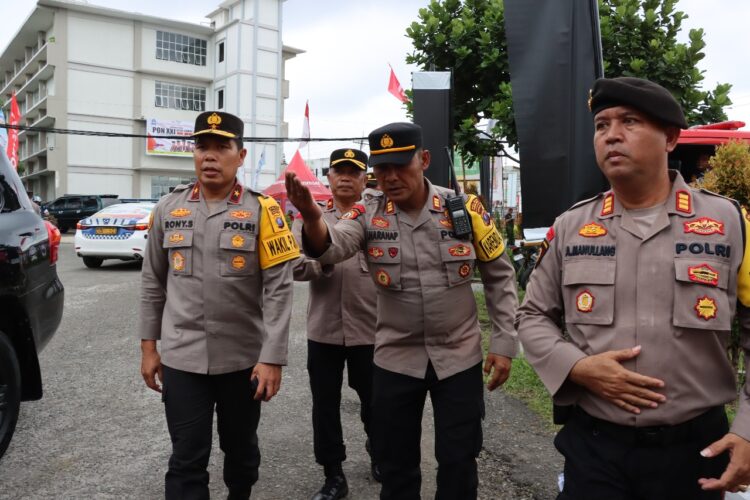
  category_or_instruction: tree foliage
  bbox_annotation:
[405,0,733,159]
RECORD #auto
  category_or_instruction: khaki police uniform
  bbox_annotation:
[518,170,750,499]
[308,179,518,498]
[292,198,378,475]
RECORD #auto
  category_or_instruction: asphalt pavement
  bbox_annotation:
[0,235,562,499]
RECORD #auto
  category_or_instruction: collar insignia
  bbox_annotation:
[385,200,395,215]
[326,198,334,210]
[228,183,243,204]
[578,222,607,238]
[432,195,441,211]
[600,194,614,216]
[189,184,201,201]
[676,190,691,213]
[684,217,724,235]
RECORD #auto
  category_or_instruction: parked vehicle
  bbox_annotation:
[0,154,64,459]
[74,201,155,268]
[43,194,121,233]
[509,240,540,290]
[670,120,750,180]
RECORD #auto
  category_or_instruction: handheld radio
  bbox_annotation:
[444,147,473,240]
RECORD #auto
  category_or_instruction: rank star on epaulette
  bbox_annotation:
[229,185,243,204]
[684,217,724,236]
[189,184,200,201]
[676,190,692,213]
[579,222,607,238]
[601,194,614,216]
[695,296,717,320]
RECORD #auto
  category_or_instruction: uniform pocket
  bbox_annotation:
[163,231,194,276]
[562,259,616,325]
[219,231,257,276]
[439,241,475,286]
[673,259,731,331]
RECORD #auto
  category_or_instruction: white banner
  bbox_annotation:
[146,118,194,157]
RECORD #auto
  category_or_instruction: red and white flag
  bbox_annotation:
[388,64,408,103]
[298,100,310,150]
[7,91,20,170]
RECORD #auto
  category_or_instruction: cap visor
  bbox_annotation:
[192,129,238,139]
[368,150,416,167]
[330,159,367,170]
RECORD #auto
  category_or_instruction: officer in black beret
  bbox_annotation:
[287,121,519,499]
[518,76,750,499]
[292,147,380,500]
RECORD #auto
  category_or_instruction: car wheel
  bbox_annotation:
[0,330,21,459]
[82,256,104,269]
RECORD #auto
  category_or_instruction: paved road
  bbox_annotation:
[0,235,561,499]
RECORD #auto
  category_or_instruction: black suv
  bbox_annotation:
[0,154,64,459]
[44,194,121,233]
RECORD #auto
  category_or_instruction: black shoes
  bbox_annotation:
[310,474,348,500]
[365,438,382,483]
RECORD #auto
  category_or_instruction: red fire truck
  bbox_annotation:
[670,120,750,180]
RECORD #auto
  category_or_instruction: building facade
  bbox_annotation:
[0,0,300,201]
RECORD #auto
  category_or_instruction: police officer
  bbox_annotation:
[139,111,299,499]
[293,148,379,500]
[517,77,750,498]
[286,122,518,499]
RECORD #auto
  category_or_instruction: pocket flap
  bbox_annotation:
[219,231,256,252]
[674,259,728,289]
[163,230,194,248]
[563,260,615,286]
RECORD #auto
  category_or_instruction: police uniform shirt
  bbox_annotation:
[292,199,377,346]
[307,179,519,380]
[517,170,750,440]
[139,181,299,374]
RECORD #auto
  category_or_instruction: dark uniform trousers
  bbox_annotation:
[307,339,374,465]
[555,406,729,500]
[372,362,484,500]
[162,365,261,500]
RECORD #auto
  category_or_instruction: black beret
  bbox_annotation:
[589,77,688,129]
[368,122,423,167]
[329,148,368,170]
[192,111,244,139]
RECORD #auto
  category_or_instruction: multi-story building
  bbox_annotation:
[0,0,301,201]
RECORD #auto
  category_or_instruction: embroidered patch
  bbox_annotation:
[232,235,245,248]
[695,296,717,320]
[230,210,252,220]
[368,247,384,259]
[676,190,691,214]
[433,195,441,210]
[601,194,614,216]
[232,255,246,270]
[326,198,334,210]
[546,227,556,242]
[439,218,453,229]
[576,290,594,313]
[388,247,399,258]
[458,263,472,278]
[170,208,192,218]
[341,204,365,220]
[190,184,200,200]
[228,185,243,204]
[172,251,185,271]
[688,263,719,286]
[684,217,724,236]
[578,222,607,238]
[449,244,472,257]
[371,216,390,228]
[385,200,395,214]
[168,232,184,244]
[376,270,391,287]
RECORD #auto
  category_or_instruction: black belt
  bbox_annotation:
[570,406,725,447]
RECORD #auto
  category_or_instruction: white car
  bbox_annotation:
[74,202,155,268]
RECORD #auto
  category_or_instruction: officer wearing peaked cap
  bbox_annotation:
[286,122,519,499]
[518,77,750,498]
[140,110,299,499]
[293,147,379,500]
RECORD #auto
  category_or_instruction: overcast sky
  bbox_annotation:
[2,0,749,164]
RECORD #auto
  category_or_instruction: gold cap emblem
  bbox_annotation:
[380,134,394,149]
[344,149,355,158]
[207,112,222,129]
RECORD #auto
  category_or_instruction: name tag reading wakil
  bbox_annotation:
[262,233,298,259]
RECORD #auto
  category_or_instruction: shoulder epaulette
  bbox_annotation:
[362,188,383,202]
[698,187,739,205]
[171,183,192,193]
[566,192,606,212]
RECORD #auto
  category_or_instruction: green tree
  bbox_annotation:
[405,0,732,159]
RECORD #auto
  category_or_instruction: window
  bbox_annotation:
[156,30,207,66]
[82,197,98,210]
[217,89,224,110]
[218,42,225,63]
[151,175,194,198]
[64,197,82,210]
[155,81,206,111]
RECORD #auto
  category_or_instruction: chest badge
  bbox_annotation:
[170,208,192,218]
[684,217,724,236]
[439,218,453,229]
[688,263,719,286]
[371,216,390,228]
[695,296,717,320]
[578,222,607,238]
[449,244,472,257]
[230,210,252,220]
[376,269,391,287]
[368,247,384,259]
[388,247,399,258]
[169,232,184,244]
[576,290,595,313]
[458,263,472,278]
[172,251,185,271]
[232,255,247,270]
[232,235,245,248]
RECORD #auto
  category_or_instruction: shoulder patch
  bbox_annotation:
[341,204,366,220]
[257,195,300,269]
